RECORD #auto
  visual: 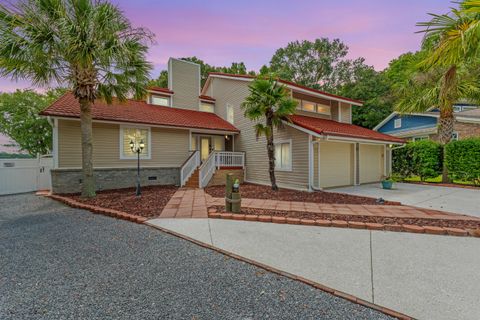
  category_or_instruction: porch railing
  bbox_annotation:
[215,151,245,168]
[199,151,216,188]
[180,150,200,187]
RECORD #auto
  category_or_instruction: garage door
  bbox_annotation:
[359,144,384,184]
[319,141,353,188]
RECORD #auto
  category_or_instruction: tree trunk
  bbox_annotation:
[266,114,278,191]
[438,65,456,183]
[79,98,96,197]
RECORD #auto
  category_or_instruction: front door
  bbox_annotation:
[200,137,211,161]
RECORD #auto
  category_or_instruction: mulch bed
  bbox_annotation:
[205,183,399,205]
[211,206,480,230]
[66,185,178,218]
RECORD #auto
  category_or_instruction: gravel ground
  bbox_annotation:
[0,193,393,320]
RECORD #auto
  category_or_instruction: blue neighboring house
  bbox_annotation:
[374,104,480,141]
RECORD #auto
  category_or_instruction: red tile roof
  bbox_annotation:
[199,95,216,102]
[289,115,405,143]
[40,93,239,133]
[207,72,363,105]
[147,87,174,95]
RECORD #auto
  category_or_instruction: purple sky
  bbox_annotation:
[0,0,453,92]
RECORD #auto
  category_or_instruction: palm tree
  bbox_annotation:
[0,0,153,197]
[241,76,297,190]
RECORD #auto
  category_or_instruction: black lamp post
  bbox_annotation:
[129,139,145,196]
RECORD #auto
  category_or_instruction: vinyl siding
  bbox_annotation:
[57,119,190,168]
[210,78,310,189]
[340,102,352,123]
[170,59,200,110]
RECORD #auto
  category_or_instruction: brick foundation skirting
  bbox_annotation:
[207,209,479,238]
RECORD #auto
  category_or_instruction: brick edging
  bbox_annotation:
[47,194,147,224]
[208,210,480,238]
[144,221,412,320]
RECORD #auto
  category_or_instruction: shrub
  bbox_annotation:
[392,140,443,181]
[445,138,480,185]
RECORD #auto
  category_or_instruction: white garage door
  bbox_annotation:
[359,144,384,184]
[319,141,353,188]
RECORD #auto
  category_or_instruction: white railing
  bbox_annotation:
[199,152,216,188]
[180,151,200,187]
[215,152,245,168]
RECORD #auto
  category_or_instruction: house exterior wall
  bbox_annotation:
[169,58,200,110]
[210,78,310,190]
[57,119,190,168]
[339,102,352,123]
[377,114,437,135]
[429,121,480,141]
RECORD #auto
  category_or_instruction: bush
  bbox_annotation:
[392,140,443,181]
[445,138,480,186]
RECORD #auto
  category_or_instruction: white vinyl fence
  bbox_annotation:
[0,156,53,195]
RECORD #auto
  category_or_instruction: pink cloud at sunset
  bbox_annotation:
[0,0,453,92]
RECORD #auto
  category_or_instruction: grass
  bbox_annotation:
[404,175,476,186]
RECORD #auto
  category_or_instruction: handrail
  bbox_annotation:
[199,152,216,188]
[215,151,245,169]
[180,150,200,187]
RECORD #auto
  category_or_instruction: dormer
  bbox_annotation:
[146,87,173,107]
[199,95,216,113]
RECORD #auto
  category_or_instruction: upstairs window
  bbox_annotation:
[394,118,402,129]
[297,99,331,115]
[226,104,234,124]
[274,140,292,171]
[151,95,170,106]
[200,102,215,113]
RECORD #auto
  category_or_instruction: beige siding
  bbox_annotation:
[169,59,200,110]
[359,144,385,184]
[340,102,352,123]
[319,141,354,188]
[58,119,190,168]
[211,78,310,189]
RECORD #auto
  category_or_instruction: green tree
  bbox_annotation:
[0,0,153,197]
[241,76,297,190]
[269,38,360,92]
[0,89,66,156]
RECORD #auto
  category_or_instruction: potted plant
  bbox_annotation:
[381,175,394,190]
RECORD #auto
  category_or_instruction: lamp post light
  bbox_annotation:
[129,139,145,196]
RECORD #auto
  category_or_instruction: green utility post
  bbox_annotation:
[225,173,233,212]
[231,178,241,213]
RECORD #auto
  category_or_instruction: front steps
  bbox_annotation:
[184,168,200,188]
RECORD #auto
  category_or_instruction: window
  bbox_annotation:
[394,118,402,129]
[200,102,215,113]
[226,104,234,124]
[412,136,429,142]
[316,104,331,115]
[274,140,292,171]
[120,127,151,159]
[452,132,459,141]
[302,101,316,112]
[151,95,170,106]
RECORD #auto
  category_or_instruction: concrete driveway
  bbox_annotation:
[331,183,480,218]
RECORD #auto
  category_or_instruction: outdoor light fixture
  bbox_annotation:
[130,139,145,196]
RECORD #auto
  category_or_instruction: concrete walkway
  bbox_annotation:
[332,183,480,218]
[147,218,480,320]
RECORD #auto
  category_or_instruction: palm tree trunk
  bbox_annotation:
[266,115,278,191]
[79,98,96,197]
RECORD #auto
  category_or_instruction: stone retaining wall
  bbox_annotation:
[51,167,179,194]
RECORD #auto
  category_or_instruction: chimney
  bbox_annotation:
[168,58,201,110]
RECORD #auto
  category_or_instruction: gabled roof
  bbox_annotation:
[204,72,364,106]
[40,92,239,133]
[289,115,405,144]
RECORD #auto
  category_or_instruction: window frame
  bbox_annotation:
[199,102,215,113]
[274,139,292,172]
[451,132,459,141]
[296,99,331,115]
[119,125,152,160]
[150,95,170,107]
[394,118,402,129]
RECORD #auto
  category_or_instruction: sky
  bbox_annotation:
[0,0,454,92]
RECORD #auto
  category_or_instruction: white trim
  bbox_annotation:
[338,103,342,122]
[168,59,173,90]
[325,135,403,145]
[308,134,313,191]
[50,117,59,169]
[383,144,387,177]
[373,112,397,131]
[394,118,402,129]
[204,74,363,106]
[274,139,292,171]
[119,125,152,160]
[48,116,239,135]
[353,143,358,185]
[374,111,480,131]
